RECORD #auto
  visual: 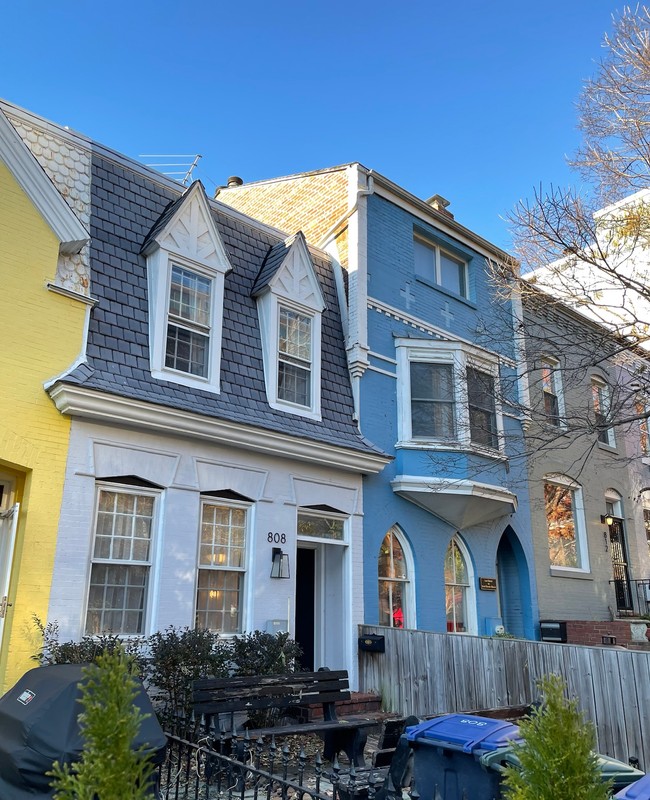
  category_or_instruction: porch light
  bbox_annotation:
[270,548,290,579]
[601,514,614,526]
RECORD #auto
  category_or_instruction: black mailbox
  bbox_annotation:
[539,620,567,643]
[358,634,385,653]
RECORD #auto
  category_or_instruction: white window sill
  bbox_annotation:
[549,567,592,580]
[396,440,507,461]
[269,398,321,421]
[596,441,617,453]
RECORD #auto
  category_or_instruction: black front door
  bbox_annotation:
[294,548,315,670]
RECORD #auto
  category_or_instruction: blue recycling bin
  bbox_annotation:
[403,713,523,800]
[615,773,650,798]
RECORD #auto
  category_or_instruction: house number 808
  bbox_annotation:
[267,532,286,544]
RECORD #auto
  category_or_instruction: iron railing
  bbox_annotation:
[610,578,650,618]
[158,731,393,800]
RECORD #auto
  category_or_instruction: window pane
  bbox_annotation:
[298,513,345,540]
[278,361,311,406]
[410,363,455,438]
[165,324,209,377]
[467,368,498,447]
[169,266,211,326]
[199,503,247,567]
[545,483,579,568]
[196,569,242,633]
[439,250,465,296]
[279,308,311,362]
[85,563,148,635]
[93,490,152,562]
[378,530,409,629]
[414,238,435,281]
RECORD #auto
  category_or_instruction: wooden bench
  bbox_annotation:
[192,669,379,766]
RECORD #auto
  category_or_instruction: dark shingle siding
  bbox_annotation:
[68,154,381,456]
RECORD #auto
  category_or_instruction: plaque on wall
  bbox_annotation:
[479,577,497,591]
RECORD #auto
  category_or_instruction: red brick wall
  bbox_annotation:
[565,620,642,647]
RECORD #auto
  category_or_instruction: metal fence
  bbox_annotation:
[611,578,650,617]
[158,731,391,800]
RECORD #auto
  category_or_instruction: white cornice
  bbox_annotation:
[0,109,89,254]
[48,383,390,475]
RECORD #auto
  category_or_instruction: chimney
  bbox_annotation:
[227,176,244,188]
[425,194,454,219]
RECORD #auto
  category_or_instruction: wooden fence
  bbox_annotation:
[358,625,650,769]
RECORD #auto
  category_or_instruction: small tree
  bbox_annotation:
[48,647,156,800]
[502,674,611,800]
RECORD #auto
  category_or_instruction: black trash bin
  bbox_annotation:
[403,713,523,800]
[0,663,167,799]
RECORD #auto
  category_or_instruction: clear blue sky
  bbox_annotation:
[0,0,623,251]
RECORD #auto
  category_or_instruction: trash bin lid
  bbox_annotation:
[405,713,522,753]
[614,773,650,799]
[595,754,645,791]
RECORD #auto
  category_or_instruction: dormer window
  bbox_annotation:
[142,182,232,394]
[253,233,325,420]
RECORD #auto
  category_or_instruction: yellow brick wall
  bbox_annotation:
[218,170,349,248]
[0,161,87,689]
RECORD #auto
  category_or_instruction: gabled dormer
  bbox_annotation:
[141,181,232,393]
[253,232,326,420]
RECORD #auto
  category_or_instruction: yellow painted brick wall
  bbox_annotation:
[0,161,87,689]
[218,170,349,249]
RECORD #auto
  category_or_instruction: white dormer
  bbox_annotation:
[142,182,232,393]
[253,232,326,420]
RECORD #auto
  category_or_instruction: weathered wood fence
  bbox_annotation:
[358,625,650,769]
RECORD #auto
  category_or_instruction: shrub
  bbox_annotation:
[228,630,302,676]
[48,647,156,800]
[502,673,611,800]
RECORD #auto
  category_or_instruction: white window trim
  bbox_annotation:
[445,534,477,636]
[194,496,253,636]
[540,355,567,429]
[297,508,348,546]
[258,295,322,420]
[413,233,470,299]
[378,525,416,629]
[591,375,616,448]
[83,482,161,637]
[544,473,590,574]
[396,338,504,454]
[148,249,226,393]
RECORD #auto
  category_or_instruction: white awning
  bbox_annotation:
[391,475,517,529]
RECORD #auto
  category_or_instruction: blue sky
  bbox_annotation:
[1,0,623,251]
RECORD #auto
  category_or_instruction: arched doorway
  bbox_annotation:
[496,527,531,638]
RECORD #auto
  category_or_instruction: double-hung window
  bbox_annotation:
[278,306,312,408]
[85,486,157,635]
[165,265,212,377]
[466,367,498,448]
[544,476,588,571]
[195,500,248,634]
[591,377,615,447]
[413,234,468,298]
[378,528,412,628]
[541,358,562,426]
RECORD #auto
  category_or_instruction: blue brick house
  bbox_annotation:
[4,103,390,685]
[219,164,539,639]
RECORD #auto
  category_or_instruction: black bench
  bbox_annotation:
[192,669,379,766]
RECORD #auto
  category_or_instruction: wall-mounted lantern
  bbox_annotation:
[270,548,290,579]
[601,514,614,526]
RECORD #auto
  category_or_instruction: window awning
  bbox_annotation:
[391,475,517,529]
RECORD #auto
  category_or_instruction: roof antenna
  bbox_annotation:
[139,154,202,185]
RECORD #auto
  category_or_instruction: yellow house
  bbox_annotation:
[0,108,89,689]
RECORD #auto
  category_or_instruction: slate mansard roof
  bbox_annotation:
[58,153,383,459]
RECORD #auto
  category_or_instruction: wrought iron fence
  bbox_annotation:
[158,731,392,800]
[610,578,650,618]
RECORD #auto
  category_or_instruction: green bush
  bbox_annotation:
[48,647,156,800]
[228,630,302,676]
[502,673,611,800]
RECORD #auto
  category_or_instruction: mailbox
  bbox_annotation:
[358,634,385,653]
[539,620,567,643]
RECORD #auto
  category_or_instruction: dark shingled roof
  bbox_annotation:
[57,153,384,458]
[251,232,307,297]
